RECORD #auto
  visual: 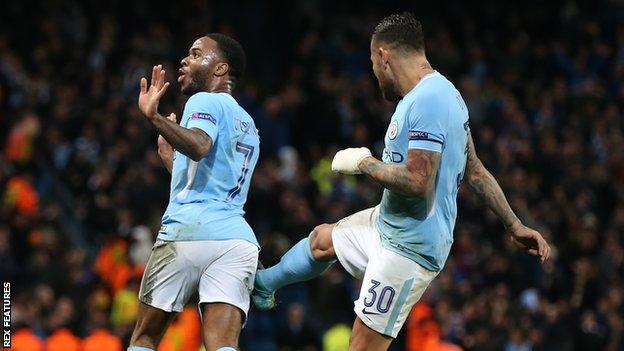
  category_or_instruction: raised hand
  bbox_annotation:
[508,221,551,263]
[139,64,170,119]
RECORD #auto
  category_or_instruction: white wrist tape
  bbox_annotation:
[331,147,371,175]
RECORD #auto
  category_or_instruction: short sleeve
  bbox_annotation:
[406,95,447,153]
[184,92,220,142]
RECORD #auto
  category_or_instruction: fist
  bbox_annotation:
[331,147,372,175]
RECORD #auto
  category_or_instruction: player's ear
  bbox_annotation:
[379,47,390,69]
[214,62,229,77]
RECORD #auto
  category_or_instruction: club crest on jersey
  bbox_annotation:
[191,112,216,125]
[388,120,398,140]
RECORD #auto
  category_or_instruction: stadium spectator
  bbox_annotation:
[1,0,623,350]
[45,328,81,351]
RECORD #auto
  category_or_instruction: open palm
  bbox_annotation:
[138,64,170,119]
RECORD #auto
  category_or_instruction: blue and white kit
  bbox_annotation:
[139,92,260,317]
[332,71,470,337]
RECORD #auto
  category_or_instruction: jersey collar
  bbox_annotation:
[219,92,238,104]
[403,70,440,99]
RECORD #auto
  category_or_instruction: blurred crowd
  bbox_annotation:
[1,0,624,350]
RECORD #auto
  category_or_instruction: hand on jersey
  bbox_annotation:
[331,147,372,175]
[139,64,170,120]
[508,221,551,263]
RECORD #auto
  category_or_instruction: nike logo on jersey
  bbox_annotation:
[361,308,381,315]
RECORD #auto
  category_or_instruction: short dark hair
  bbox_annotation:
[372,12,425,52]
[206,33,246,80]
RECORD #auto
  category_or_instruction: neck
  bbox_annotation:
[206,78,233,95]
[392,54,434,97]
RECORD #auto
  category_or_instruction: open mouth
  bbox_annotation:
[177,69,186,83]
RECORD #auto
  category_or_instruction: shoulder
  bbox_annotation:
[408,76,456,114]
[416,75,453,101]
[186,92,229,107]
[185,93,241,122]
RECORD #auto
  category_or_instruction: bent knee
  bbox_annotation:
[310,223,334,251]
[310,223,336,261]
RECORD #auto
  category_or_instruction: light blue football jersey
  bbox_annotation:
[376,71,469,272]
[158,92,260,247]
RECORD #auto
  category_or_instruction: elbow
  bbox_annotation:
[188,132,212,162]
[465,155,486,182]
[465,163,485,187]
[189,144,210,162]
[188,152,204,162]
[406,179,433,198]
[465,174,480,189]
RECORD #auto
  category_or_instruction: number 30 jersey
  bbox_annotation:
[159,92,260,246]
[377,71,469,272]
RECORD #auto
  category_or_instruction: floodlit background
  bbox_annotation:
[1,0,624,350]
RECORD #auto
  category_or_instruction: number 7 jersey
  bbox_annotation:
[159,92,260,247]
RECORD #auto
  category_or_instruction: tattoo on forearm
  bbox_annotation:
[359,159,413,195]
[359,149,440,197]
[465,133,519,227]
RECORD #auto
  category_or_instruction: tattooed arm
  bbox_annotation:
[464,132,519,228]
[465,132,551,262]
[358,149,441,197]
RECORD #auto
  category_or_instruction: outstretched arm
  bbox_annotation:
[464,133,518,228]
[465,132,551,262]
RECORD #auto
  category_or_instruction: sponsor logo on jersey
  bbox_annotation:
[191,112,217,124]
[409,130,429,139]
[409,130,443,144]
[383,149,404,163]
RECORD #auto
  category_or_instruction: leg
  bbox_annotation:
[351,242,439,350]
[198,239,258,349]
[349,317,393,351]
[309,223,337,261]
[129,302,176,349]
[252,224,336,309]
[200,302,243,350]
[131,240,201,350]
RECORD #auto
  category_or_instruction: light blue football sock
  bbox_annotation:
[259,237,335,291]
[216,348,237,351]
[127,347,154,351]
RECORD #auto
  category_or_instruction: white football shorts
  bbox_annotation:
[332,206,438,338]
[138,239,258,319]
